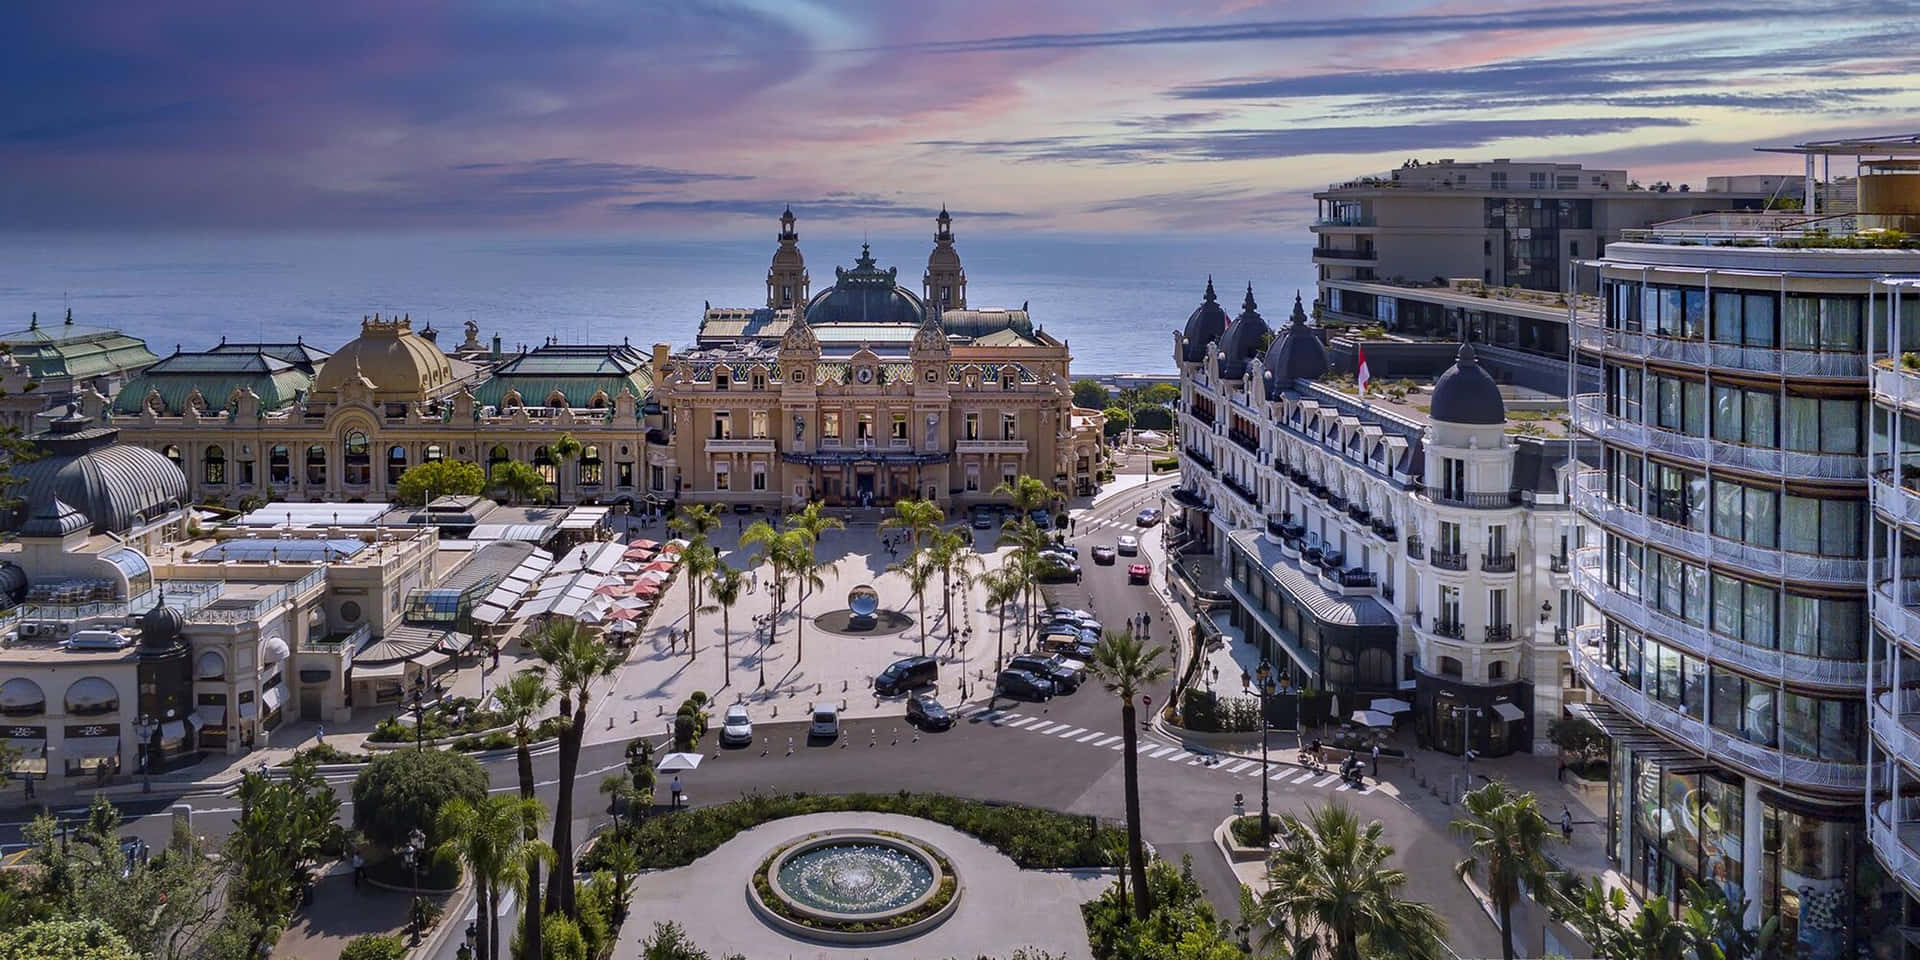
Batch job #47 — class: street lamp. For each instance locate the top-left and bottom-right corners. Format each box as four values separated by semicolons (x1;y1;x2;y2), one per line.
403;826;426;945
133;714;156;793
408;676;428;753
1256;660;1273;838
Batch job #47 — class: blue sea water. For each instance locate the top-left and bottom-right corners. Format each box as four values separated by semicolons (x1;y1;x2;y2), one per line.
0;230;1312;375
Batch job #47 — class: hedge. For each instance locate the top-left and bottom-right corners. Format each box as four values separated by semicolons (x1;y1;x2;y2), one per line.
1150;457;1178;473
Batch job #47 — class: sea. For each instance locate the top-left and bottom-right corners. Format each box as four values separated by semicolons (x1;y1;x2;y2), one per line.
0;230;1314;376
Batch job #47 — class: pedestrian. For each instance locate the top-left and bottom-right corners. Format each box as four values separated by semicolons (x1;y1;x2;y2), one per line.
1069;518;1076;536
315;723;325;743
352;852;365;887
670;775;684;809
1370;743;1380;778
1561;806;1574;841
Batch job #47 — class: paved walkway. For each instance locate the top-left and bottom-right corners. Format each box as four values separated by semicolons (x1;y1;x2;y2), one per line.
612;812;1107;960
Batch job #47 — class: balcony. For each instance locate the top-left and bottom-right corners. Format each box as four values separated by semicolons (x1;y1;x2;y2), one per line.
301;622;372;654
1569;633;1865;791
1870;798;1920;898
1549;554;1570;574
1227;427;1261;454
1874;467;1920;530
955;438;1029;454
1370;519;1399;541
1312;245;1378;262
1485;624;1514;644
1426;488;1519;509
1432;619;1466;640
1875;362;1920;411
1872;689;1920;773
1347;503;1371;525
1171;487;1209;509
1431;550;1468;572
1312;215;1376;228
1183;447;1216;474
1572;395;1866;480
1481;552;1516;573
1405;536;1426;562
1190;406;1216;428
186;569;329;624
1575;472;1866;585
1573;318;1867;379
1221;474;1261;508
705;437;777;453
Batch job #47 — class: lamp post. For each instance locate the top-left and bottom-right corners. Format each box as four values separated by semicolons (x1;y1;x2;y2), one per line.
1256;659;1273;838
403;826;426;945
133;715;156;793
409;677;428;753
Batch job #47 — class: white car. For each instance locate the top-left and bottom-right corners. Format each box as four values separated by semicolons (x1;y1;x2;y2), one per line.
809;702;841;740
1116;535;1141;556
719;704;753;746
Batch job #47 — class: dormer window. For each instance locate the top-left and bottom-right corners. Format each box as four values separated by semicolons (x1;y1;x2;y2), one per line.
716;372;730;390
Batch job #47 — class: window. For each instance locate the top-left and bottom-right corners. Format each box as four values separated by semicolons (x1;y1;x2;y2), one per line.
712;412;732;439
1781;495;1861;558
386;445;407;485
751;372;767;390
306;444;328;486
1710;668;1775;746
1490;171;1507;189
488;444;511;477
715;371;729;390
965;465;980;491
1711;480;1777;547
891;413;908;441
1002;413;1018;440
751;462;767;491
713;462;730;491
530;446;556;483
1779;692;1862;762
1569;240;1580;259
579;445;602;485
1437;520;1462;555
617;461;634;487
203;445;226;485
823;412;841;440
1437;584;1461;625
750;411;768;439
1488;588;1508;627
1781;594;1863;660
1711;574;1776;649
1528;171;1547;189
1440;457;1465;499
344;432;370;485
857;412;874;440
964;412;980;440
424;444;444;463
270;444;290;484
650;464;665;491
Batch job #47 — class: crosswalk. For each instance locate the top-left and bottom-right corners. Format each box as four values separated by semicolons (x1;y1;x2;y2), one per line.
953;704;1385;795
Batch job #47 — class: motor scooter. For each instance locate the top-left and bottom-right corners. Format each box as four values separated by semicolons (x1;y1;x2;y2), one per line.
1340;757;1366;788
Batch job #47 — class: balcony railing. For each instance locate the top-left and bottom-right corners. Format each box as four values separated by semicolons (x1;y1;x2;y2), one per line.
1874;469;1920;530
1871;690;1920;773
1481;552;1516;573
1485;624;1514;644
1574;472;1866;585
1432;620;1466;640
301;622;372;654
1312;246;1378;261
1222;474;1261;507
1347;503;1371;524
1574;319;1868;379
1869;799;1920;897
1190;406;1216;428
1431;550;1468;571
1549;554;1570;574
1426;488;1519;509
1405;536;1426;561
1371;519;1399;541
1572;395;1866;480
187;568;330;624
1183;447;1216;474
1227;428;1260;453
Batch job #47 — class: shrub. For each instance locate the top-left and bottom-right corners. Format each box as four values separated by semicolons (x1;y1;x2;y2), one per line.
1082;857;1241;960
339;934;407;960
1548;715;1611;777
279;742;372;766
0;918;139;960
350;748;488;853
1180;688;1221;731
1228;815;1280;848
1150;457;1178;473
542;914;587;960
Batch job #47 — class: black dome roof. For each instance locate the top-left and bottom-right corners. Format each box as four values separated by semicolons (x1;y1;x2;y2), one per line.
6;409;187;535
1429;343;1506;425
1262;292;1328;400
802;244;926;327
1216;284;1268;380
1179;277;1229;363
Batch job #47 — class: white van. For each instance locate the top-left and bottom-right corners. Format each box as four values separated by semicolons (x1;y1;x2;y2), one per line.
809;702;840;740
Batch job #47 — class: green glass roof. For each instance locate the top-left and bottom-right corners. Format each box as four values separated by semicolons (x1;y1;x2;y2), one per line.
0;316;158;382
112;350;314;414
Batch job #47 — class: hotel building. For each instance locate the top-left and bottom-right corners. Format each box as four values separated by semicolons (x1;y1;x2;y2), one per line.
1172;282;1579;757
1569;134;1920;956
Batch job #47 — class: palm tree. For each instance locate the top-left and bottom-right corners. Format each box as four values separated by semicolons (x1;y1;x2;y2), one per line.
1259;803;1447;960
668;502;723;543
551;432;583;494
992;473;1055;517
1453;781;1558;960
703;563;745;689
880;497;943;555
1085;627;1169;920
530;617;620;918
678;542;717;662
1000;519;1052;639
890;549;940;656
493;460;552;506
928;528;982;645
435;794;550;960
740;519;786;646
785;529;834;663
786;499;845;546
981;563;1023;670
492;669;554;958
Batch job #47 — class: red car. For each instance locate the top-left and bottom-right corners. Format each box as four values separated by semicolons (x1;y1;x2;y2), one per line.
1127;562;1151;584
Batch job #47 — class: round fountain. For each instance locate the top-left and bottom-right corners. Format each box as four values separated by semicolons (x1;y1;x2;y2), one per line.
750;830;960;943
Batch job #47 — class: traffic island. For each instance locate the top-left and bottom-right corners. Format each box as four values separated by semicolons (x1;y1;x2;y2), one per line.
747;828;960;944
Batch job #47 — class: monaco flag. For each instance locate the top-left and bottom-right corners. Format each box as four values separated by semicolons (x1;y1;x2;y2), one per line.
1357;344;1372;396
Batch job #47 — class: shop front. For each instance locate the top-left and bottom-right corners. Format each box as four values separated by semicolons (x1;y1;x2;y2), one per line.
1226;530;1397;699
1415;673;1532;758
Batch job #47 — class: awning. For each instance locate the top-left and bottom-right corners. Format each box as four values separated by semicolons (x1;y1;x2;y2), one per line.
354;661;408;680
1492;701;1526;722
160;720;187;740
5;737;44;759
67;736;120;759
438;632;475;654
237;701;258;719
414;649;450;671
259;636;290;663
197;704;227;727
187;714;204;732
261;687;285;712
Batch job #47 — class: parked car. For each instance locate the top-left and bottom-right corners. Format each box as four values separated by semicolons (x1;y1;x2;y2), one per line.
1090;545;1116;565
1046;606;1097;624
1116;534;1140;556
995;668;1055;702
809;702;841;740
1136;507;1162;526
874;655;939;696
906;694;953;730
1030;509;1052;527
1037;634;1097;660
1008;653;1083;693
1128;561;1151;584
971;509;996;530
1035;557;1080;583
720;704;754;746
1048;538;1078;558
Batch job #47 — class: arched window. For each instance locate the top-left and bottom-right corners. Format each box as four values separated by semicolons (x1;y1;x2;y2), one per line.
163;445;183;473
1438;656;1463;679
344;432;371;485
580;445;603;486
488;444;511;478
0;678;45;717
269;444;290;484
588;391;610;409
532;446;556;483
305;444;328;486
545;390;568;408
202;445;226;485
423;444;444;463
387;445;407;485
64;676;120;716
1488;661;1506;681
196;650;227;680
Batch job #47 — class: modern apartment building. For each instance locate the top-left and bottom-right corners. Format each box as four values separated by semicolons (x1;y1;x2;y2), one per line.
1313;158;1783;369
1568;134;1920;958
1172;283;1579;756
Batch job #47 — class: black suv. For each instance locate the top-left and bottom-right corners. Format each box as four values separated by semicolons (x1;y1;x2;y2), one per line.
873;655;938;696
1008;653;1083;693
994;668;1055;702
906;694;953;730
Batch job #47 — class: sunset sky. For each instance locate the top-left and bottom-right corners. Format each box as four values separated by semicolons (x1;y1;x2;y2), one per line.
4;0;1914;233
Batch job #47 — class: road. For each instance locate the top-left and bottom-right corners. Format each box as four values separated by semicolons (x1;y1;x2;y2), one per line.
0;474;1505;958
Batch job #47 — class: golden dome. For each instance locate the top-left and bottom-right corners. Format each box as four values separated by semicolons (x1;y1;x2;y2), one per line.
311;314;454;401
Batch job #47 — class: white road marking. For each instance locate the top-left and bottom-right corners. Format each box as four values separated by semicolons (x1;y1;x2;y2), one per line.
1225;760;1254;773
1094;735;1122;747
1314;774;1341;788
1270;769;1293;780
1292;772;1318;785
1076;731;1105;743
1006;717;1039;729
1029;722;1063;734
1145;745;1175;758
1055;726;1087;738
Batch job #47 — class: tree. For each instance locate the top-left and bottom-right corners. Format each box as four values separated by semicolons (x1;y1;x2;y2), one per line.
890;549;940;657
491;460;551;506
339;934;408;960
493;668;555;959
552;432;583;468
999;519;1051;639
1085;627;1169;920
785;530;834;663
740;519;788;649
1547;715;1609;775
929;528;980;645
394;460;487;506
993;473;1056;516
1102;405;1132;438
703;563;744;689
880;497;944;555
0;918;139;960
435;794;549;960
784;502;844;658
1259;803;1447;960
639;921;746;960
530;617;621;919
1071;378;1110;410
1140;382;1180;407
350;748;487;854
678;542;717;662
227;757;344;948
1553;877;1774;960
981;564;1023;670
668;502;723;544
1453;781;1558;960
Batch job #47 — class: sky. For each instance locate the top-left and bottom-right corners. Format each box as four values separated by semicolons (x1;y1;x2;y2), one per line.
2;0;1916;234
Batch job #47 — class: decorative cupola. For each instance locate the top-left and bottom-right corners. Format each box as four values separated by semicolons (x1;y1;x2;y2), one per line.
1428;342;1506;425
1215;283;1270;381
1178;276;1229;364
768;206;810;309
924;206;966;311
1261;292;1329;400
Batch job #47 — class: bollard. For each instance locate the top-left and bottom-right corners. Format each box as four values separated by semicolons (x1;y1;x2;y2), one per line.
891;728;898;745
841;698;847;710
608;716;614;730
817;682;822;694
632;710;639;723
787;737;794;756
771;705;777;717
657;705;664;716
761;737;768;756
842;679;848;692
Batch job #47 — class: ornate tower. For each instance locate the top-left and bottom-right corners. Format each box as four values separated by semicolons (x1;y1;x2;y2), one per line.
923;206;966;312
767;206;810;310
